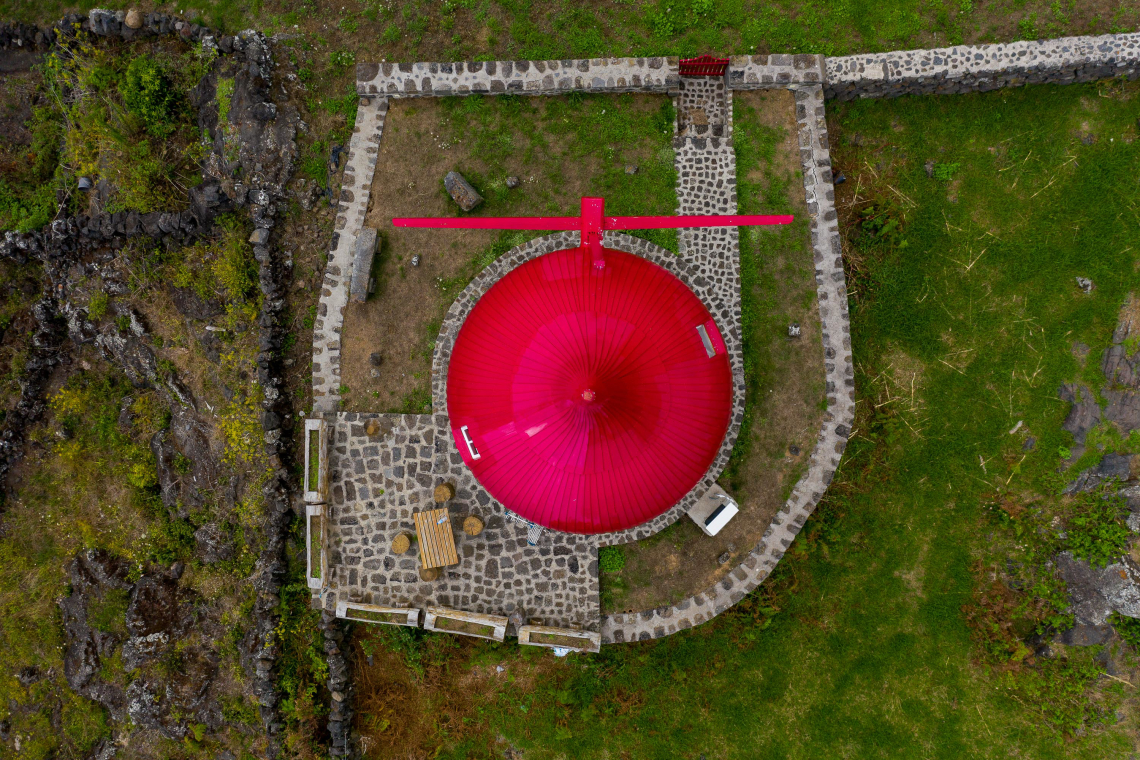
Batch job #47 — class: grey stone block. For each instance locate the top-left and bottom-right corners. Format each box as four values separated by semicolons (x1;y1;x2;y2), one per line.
350;228;378;303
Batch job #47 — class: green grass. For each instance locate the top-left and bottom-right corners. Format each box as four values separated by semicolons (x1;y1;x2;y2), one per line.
724;93;817;485
435;92;679;251
3;2;1137;70
355;80;1140;759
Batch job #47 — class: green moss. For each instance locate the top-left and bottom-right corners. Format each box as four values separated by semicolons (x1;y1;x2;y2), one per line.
87;587;130;634
216;76;235;124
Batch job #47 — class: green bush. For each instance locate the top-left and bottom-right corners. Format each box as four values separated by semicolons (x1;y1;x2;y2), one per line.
599;545;625;573
0;179;55;233
1109;612;1140;650
118;56;180;138
1065;488;1131;568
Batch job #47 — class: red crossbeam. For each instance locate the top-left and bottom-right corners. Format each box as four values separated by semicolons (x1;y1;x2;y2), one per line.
393;196;793;269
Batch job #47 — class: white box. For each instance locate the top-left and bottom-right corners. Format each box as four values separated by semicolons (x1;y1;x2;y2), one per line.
687;484;739;537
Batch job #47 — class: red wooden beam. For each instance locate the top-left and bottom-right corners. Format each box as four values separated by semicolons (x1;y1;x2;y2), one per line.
393;196;792;268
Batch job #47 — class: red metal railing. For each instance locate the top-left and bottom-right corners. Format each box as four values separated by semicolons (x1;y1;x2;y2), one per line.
679;55;729;77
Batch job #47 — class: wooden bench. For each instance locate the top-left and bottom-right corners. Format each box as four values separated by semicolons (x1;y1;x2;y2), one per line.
413;507;459;570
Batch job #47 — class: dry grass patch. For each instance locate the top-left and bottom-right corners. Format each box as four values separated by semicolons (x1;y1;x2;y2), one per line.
339;92;676;412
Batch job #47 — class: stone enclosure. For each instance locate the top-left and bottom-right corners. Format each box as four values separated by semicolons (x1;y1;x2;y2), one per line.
309;31;1140;646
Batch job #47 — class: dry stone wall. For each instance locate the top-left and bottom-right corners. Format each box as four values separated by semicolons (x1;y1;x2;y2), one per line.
728;53;825;87
356;57;679;97
317;29;1140;648
825;32;1140;100
313;97;388;413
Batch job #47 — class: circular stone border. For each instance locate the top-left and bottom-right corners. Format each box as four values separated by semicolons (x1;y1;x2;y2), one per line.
431;231;746;545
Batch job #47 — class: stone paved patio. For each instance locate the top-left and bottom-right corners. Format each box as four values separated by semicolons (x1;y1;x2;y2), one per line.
322;412;600;630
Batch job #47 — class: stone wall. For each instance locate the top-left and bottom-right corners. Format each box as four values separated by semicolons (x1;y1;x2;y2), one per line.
728;53;825;87
0;9;237;52
355;57;679;97
312;97;387;413
825;32;1140;100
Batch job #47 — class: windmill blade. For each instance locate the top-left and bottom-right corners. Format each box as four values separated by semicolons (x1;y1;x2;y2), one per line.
604;214;795;229
392;216;581;230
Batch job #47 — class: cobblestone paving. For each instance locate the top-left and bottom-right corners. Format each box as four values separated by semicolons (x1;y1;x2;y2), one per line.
677;76;727;137
322;412;600;630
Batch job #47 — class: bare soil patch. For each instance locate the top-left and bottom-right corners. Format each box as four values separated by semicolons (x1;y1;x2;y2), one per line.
340;94;675;412
603;89;826;613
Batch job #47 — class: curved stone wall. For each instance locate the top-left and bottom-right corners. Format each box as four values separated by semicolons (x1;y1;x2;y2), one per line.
599;84;855;643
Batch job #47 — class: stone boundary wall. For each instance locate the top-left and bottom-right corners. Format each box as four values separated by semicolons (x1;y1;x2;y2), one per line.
600;83;855;643
728;53;824;87
0;9;240;52
825;32;1140;100
430;230;745;546
312;97;388;414
356;57;679;97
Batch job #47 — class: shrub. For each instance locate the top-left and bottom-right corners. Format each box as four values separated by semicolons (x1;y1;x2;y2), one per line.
1065;488;1131;568
932;162;960;181
213;221;258;302
599;545;626;573
0;179;55;233
216;77;235;124
87;292;109;321
1110;612;1140;649
118;56;180;138
330;50;356;68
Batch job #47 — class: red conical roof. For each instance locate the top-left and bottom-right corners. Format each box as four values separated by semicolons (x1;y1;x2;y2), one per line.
447;246;732;534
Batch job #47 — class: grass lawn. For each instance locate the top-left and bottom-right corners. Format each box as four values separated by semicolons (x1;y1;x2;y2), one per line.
2;1;1138;61
344;80;1140;759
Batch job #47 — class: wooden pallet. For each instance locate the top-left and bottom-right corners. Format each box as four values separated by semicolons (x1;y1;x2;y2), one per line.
414;507;459;569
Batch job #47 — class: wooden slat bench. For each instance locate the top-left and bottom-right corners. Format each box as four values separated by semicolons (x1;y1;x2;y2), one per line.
413;507;459;569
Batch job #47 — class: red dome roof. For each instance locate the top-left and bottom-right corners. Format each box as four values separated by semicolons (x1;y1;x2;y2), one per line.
446;246;732;534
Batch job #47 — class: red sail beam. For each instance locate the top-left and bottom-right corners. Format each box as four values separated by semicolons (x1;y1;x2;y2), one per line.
393;196;793;269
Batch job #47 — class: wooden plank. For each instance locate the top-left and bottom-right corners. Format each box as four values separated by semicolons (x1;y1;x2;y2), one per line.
414;511;432;567
427;508;446;565
434;507;458;565
415;507;457;569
